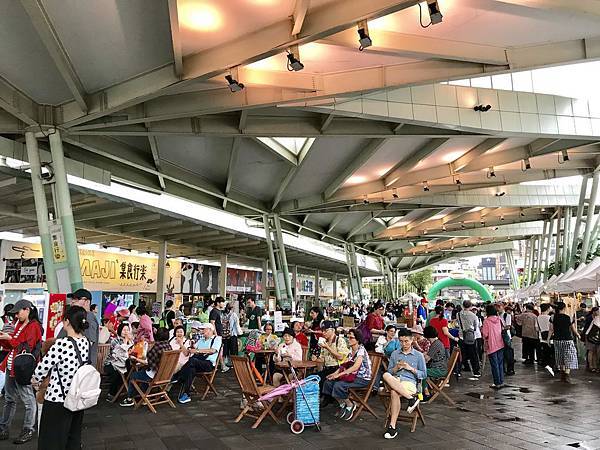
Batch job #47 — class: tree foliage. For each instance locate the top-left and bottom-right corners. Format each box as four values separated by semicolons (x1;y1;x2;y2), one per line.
406;268;433;294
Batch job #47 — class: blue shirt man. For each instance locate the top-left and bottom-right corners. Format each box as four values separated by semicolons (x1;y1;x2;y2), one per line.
387;347;427;385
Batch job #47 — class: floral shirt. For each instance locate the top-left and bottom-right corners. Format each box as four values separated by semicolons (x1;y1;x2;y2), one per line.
321;336;350;367
351;345;372;380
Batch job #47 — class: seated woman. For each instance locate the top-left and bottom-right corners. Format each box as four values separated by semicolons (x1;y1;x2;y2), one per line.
421;326;448;402
119;328;172;407
314;320;350;396
255;322;280;373
272;328;302;387
169;325;191;374
104;322;134;402
375;324;400;357
168;318;184;340
322;328;372;422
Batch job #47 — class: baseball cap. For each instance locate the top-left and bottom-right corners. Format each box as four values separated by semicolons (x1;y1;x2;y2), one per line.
9;299;33;314
189;320;202;330
68;288;92;301
199;322;215;331
322;320;336;330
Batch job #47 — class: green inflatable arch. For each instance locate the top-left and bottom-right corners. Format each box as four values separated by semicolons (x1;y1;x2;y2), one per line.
427;277;492;301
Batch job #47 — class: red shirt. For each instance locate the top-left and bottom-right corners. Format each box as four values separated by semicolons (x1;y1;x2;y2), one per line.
0;320;43;377
365;313;384;333
295;332;308;347
429;317;450;349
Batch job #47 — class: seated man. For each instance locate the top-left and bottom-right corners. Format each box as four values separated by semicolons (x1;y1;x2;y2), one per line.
176;323;222;404
382;328;427;440
120;327;172;407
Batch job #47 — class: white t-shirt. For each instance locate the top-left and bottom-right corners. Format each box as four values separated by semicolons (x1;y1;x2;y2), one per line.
500;312;512;338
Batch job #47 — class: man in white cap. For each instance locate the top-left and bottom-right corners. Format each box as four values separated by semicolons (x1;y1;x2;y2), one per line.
176;323;221;404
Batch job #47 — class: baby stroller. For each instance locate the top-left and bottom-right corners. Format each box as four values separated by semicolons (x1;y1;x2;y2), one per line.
285;364;321;434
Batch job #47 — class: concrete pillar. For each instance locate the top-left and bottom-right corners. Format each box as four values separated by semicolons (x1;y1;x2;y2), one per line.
263;215;282;305
156;241;168;308
25;131;58;293
272;215;293;306
562;207;571;271
261;259;269;305
292;265;298;313
528;236;536;284
570;175;589;265
555;208;563;275
522;239;531;287
544;218;555;280
582;172;600;262
219;254;227;298
536;227;545;282
48;129;83;291
315;269;320;304
332;273;337;302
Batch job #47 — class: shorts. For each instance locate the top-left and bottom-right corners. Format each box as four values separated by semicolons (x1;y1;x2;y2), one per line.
399;380;417;396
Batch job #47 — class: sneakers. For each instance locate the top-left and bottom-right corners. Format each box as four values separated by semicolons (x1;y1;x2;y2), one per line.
344;403;357;421
421;395;432;404
106;394;115;403
178;393;191;404
222;366;231;373
120;398;135;407
13;429;34;445
545;365;555;377
472;373;482;378
384;425;398;439
335;404;346;418
406;397;420;414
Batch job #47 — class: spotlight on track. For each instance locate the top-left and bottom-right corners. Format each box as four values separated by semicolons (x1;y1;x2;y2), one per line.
357;20;372;51
442;224;447;231
488;167;496;178
286;45;304;71
495;191;506;197
392;188;399;199
419;1;443;27
561;149;570;162
474;104;492;112
455;177;462;185
362;195;369;205
225;74;244;93
523;158;531;171
423;181;430;192
500;215;505;221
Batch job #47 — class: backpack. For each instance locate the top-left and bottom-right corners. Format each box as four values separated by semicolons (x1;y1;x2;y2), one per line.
356;319;372;344
13;323;41;386
57;337;101;412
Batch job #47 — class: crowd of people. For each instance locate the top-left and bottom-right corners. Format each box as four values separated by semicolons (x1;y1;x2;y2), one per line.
0;287;596;446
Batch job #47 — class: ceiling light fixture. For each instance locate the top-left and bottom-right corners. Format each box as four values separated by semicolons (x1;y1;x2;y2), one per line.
520;211;525;217
225;74;244;93
357;20;372;51
286;45;304;71
474;104;492;112
488;167;496;178
423;181;430;192
455;177;462;185
495;191;506;197
560;149;570;163
442;224;447;231
500;215;505;221
363;195;369;205
419;1;443;27
392;188;399;199
522;157;531;171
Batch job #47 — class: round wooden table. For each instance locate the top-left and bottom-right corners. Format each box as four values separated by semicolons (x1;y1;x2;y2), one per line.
252;349;276;384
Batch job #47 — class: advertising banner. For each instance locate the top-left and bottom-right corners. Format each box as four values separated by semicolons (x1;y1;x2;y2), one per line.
46;293;66;339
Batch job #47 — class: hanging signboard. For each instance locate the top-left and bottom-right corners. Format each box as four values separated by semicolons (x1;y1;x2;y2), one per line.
48;221;67;264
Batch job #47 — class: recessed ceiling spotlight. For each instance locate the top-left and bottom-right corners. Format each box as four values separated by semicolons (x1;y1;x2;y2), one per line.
225;74;244;92
357;20;372;51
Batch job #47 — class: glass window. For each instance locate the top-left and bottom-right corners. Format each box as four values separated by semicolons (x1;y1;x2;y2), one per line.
471;76;492;89
491;74;512;91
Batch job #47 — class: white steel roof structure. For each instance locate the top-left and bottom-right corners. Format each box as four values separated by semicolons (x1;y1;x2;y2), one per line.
2;0;600;273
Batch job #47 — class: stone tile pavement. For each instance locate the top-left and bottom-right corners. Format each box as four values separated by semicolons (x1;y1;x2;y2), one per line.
3;343;600;450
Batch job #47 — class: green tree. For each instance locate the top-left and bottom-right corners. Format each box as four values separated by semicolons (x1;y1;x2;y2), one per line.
406;268;433;294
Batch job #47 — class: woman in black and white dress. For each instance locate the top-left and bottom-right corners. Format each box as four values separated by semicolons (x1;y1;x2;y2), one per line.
32;305;90;450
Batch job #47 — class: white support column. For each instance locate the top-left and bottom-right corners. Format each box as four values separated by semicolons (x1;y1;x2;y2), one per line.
292;264;298;313
544;218;555;280
570;175;589;266
219;254;228;298
536;222;547;281
555;208;563;275
261;259;269;305
263;215;282;306
315;269;320;305
562;207;571;271
332;273;337;302
156;240;168;309
582;172;600;263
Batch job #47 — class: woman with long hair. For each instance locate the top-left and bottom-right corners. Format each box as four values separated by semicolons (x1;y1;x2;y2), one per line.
307;307;324;358
33;305;90;449
104;322;134;402
0;300;43;444
550;301;580;383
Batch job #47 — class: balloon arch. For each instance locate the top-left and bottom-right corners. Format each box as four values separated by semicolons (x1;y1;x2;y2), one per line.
427;277;492;302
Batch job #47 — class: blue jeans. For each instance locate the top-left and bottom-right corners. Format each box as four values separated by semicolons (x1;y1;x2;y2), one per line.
488;349;505;386
128;370;152;397
322;377;369;400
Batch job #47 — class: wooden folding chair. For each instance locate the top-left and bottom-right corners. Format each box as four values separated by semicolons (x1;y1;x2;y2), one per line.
348;351;383;422
132;350;180;413
379;387;426;433
426;347;460;406
96;344;111;375
193;346;223;400
231;356;281;429
301;345;309;361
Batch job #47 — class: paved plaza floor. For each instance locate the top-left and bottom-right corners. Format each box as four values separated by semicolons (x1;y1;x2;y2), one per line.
3;346;600;450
